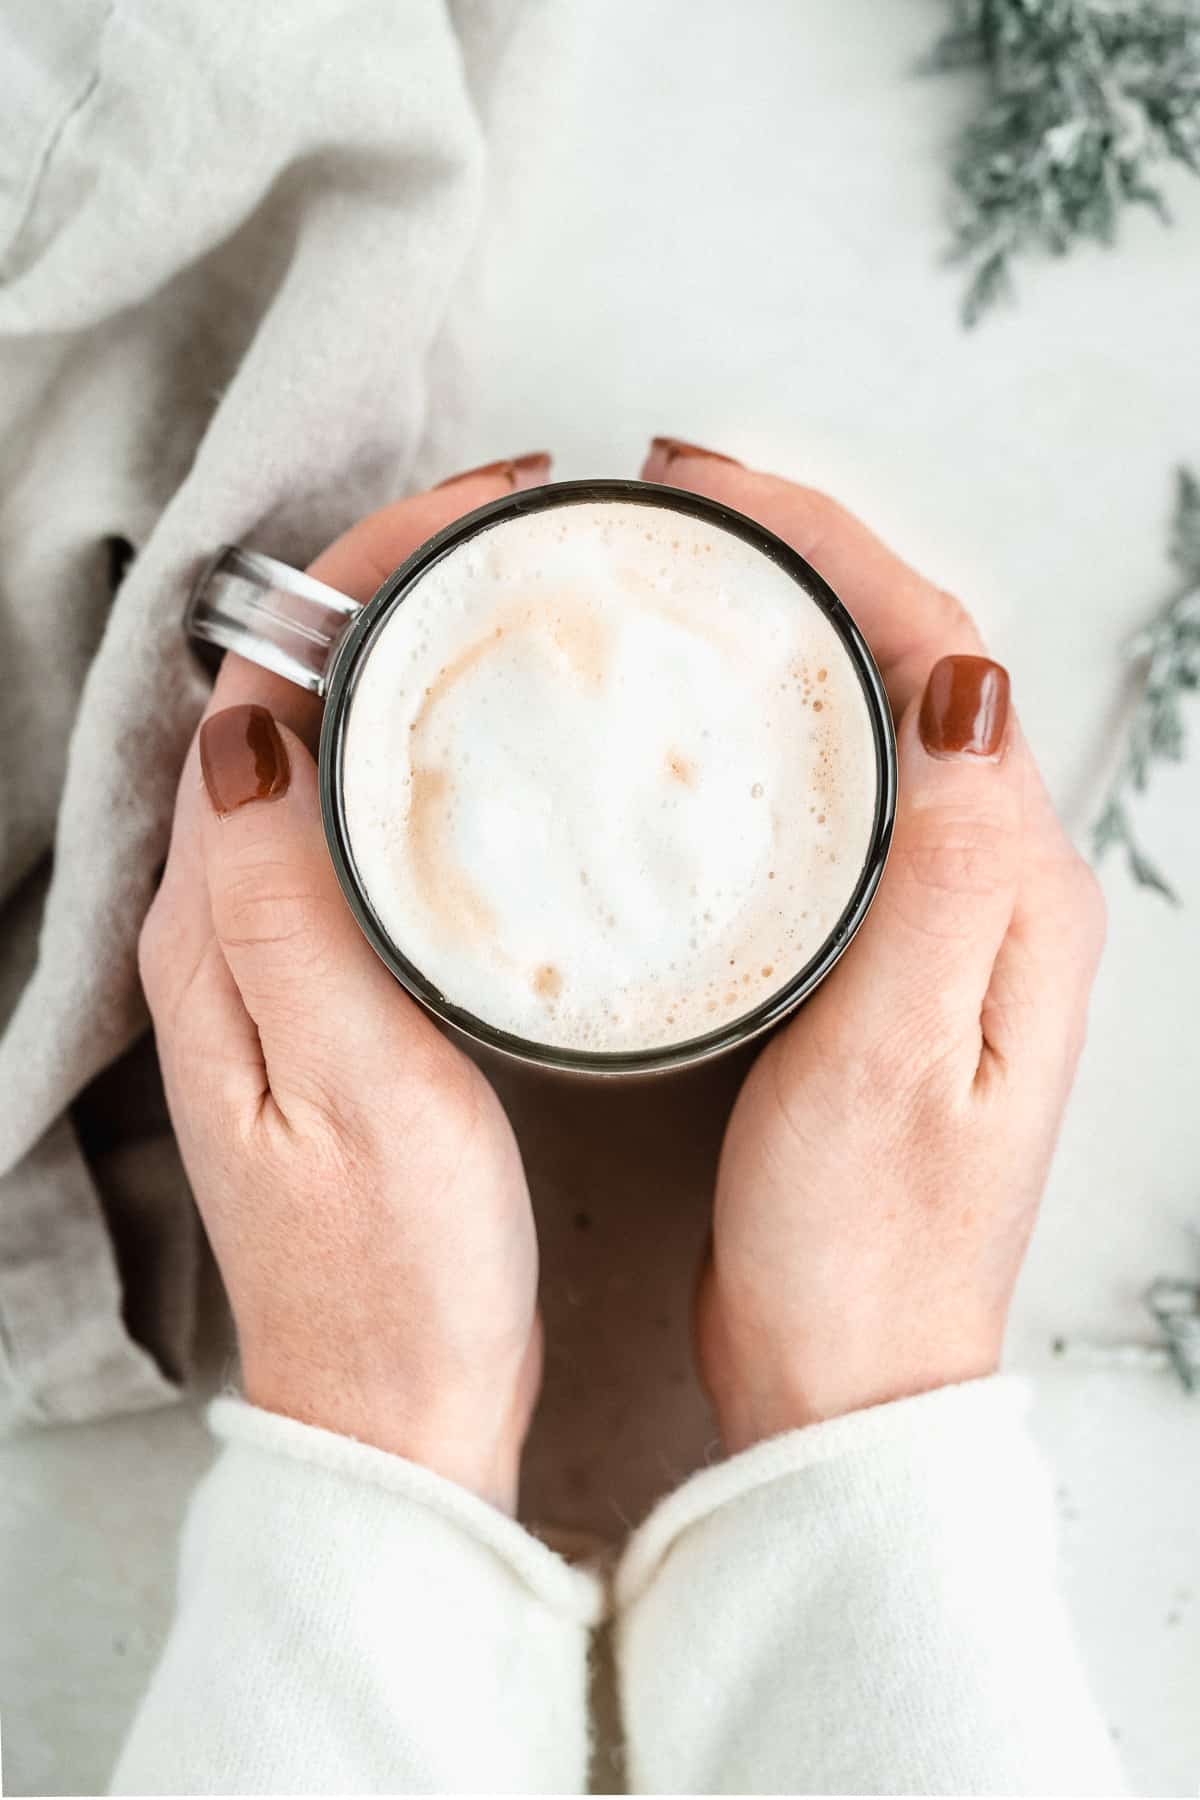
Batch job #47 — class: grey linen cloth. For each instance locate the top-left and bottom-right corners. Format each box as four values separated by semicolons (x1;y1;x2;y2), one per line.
0;0;522;1431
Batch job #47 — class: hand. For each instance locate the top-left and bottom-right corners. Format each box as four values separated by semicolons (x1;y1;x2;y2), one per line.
643;446;1106;1451
140;465;550;1511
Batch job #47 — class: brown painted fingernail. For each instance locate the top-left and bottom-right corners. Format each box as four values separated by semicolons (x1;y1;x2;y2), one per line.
200;705;290;815
433;451;551;493
919;656;1010;759
642;436;742;484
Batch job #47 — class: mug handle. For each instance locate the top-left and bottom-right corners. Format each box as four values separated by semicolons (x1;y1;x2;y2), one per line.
186;546;362;696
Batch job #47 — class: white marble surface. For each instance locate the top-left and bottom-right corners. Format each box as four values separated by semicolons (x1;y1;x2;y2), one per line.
3;2;1199;1793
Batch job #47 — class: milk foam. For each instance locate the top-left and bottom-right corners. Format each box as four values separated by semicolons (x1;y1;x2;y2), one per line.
340;498;878;1053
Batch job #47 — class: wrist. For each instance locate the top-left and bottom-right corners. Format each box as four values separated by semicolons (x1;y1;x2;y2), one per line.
240;1365;526;1511
700;1291;1005;1453
238;1322;541;1514
712;1353;1002;1454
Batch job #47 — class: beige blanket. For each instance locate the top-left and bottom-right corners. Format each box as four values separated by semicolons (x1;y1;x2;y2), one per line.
0;0;522;1429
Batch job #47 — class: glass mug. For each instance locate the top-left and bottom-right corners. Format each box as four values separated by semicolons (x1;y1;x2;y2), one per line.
186;479;898;1075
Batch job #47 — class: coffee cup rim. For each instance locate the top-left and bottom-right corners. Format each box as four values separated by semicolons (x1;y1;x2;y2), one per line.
318;477;898;1076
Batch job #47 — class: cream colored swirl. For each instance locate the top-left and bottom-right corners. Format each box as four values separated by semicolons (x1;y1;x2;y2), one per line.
341;499;877;1052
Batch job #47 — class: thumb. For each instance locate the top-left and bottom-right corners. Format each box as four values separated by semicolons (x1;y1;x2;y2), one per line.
809;655;1021;1084
197;703;438;1111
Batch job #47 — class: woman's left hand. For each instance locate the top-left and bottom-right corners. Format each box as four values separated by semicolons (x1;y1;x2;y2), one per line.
643;449;1106;1452
140;469;546;1512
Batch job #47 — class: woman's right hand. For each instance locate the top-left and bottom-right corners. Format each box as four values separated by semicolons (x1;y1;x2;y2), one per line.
642;446;1107;1452
139;464;550;1512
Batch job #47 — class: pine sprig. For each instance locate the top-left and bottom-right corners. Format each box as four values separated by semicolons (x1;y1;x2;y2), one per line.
926;0;1200;325
1092;466;1200;902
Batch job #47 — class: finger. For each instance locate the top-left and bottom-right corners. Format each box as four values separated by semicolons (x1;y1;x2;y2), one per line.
204;453;553;754
311;452;552;599
977;731;1107;1090
158;456;553;1010
139;790;267;1121
195;702;447;1118
147;462;552;1114
640;440;983;715
794;655;1021;1090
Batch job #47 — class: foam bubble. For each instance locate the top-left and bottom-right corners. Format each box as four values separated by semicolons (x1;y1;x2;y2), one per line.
341;499;878;1052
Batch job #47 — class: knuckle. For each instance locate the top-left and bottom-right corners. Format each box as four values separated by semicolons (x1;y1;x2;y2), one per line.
137;902;167;1002
217;871;335;968
788;480;841;522
278;1017;477;1154
899;813;1017;909
1070;856;1108;955
401;1032;479;1127
931;586;978;639
787;486;857;561
417;1054;492;1176
1035;847;1108;960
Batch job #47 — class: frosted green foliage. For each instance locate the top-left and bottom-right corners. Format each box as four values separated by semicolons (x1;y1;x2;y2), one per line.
926;0;1200;324
1093;467;1200;902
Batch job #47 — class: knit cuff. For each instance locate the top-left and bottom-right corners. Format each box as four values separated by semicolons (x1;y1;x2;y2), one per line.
209;1394;605;1626
616;1373;1028;1610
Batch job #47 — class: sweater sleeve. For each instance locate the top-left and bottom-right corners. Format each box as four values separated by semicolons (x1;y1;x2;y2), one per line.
614;1376;1127;1796
110;1396;603;1795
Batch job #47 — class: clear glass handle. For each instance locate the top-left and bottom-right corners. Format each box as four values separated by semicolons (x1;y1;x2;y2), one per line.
186;545;363;696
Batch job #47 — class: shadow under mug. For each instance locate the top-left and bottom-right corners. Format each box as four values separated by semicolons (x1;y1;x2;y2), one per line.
186;478;898;1076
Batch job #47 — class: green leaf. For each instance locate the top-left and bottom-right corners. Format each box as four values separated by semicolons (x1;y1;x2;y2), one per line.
1092;796;1129;857
962;248;1012;324
1091;465;1200;903
1170;466;1200;579
1126;841;1180;904
1121;171;1172;223
1148;699;1186;760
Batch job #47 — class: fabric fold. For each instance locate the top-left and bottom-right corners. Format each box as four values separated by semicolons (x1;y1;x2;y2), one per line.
112;1396;602;1794
0;0;505;1430
614;1376;1127;1796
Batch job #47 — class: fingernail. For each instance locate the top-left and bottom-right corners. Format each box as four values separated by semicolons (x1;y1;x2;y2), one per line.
918;656;1010;759
200;705;290;816
642;436;742;484
434;451;551;493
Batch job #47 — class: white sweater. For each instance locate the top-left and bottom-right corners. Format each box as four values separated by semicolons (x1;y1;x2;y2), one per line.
111;1378;1127;1796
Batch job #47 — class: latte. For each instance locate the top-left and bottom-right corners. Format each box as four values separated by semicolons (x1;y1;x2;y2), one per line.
340;496;880;1054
